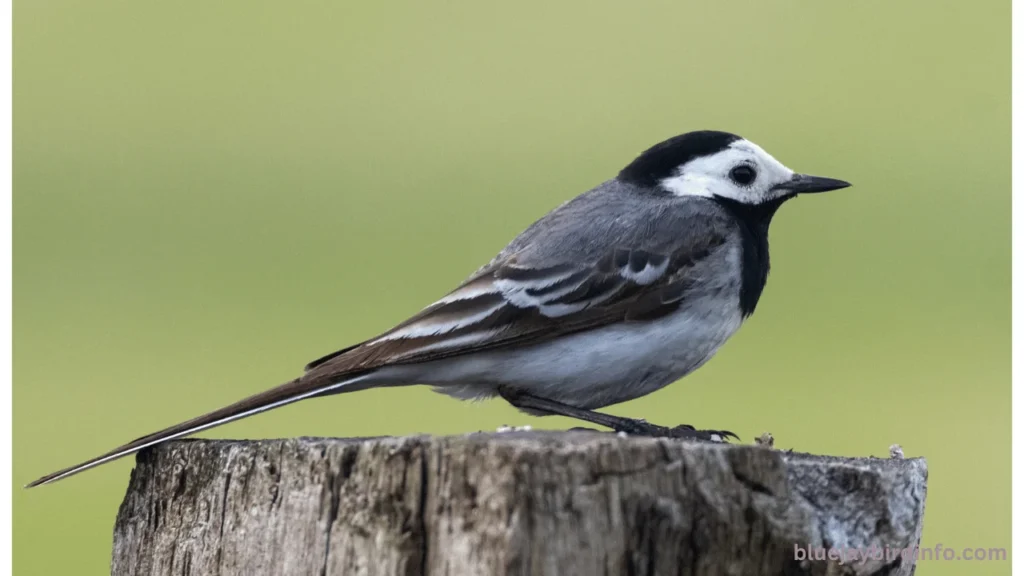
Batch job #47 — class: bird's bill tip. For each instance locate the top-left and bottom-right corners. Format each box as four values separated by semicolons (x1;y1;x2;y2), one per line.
775;173;852;194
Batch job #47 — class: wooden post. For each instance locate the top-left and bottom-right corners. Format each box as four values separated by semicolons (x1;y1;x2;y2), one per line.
111;433;927;576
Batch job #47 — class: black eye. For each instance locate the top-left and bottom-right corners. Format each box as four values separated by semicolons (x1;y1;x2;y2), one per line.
729;165;757;186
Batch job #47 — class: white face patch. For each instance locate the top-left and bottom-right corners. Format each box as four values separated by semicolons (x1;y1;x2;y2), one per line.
658;139;796;204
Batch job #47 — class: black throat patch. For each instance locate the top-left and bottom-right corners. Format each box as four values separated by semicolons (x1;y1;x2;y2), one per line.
710;196;788;317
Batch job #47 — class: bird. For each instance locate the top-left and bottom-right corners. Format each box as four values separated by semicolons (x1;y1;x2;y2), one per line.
27;130;850;487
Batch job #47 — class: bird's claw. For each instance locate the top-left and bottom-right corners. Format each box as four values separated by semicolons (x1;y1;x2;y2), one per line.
614;420;738;442
675;427;739;442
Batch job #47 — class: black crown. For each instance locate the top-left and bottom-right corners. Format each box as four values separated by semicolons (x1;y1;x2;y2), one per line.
618;130;741;187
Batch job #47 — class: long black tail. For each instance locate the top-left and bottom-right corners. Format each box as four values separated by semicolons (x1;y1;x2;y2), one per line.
26;372;371;487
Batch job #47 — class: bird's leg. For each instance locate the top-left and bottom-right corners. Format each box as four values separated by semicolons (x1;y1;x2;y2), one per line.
496;386;737;441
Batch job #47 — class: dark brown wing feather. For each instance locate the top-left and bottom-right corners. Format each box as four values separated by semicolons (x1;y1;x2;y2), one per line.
304;231;728;378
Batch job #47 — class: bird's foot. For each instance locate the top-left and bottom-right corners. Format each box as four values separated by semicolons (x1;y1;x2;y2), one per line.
612;419;738;442
495;386;737;442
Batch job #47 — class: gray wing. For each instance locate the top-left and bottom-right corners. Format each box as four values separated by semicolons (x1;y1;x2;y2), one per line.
305;186;737;374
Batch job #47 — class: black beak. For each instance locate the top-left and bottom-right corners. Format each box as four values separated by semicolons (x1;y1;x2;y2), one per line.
774;173;851;194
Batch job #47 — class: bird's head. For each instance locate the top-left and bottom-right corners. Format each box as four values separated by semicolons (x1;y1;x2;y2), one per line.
617;130;850;205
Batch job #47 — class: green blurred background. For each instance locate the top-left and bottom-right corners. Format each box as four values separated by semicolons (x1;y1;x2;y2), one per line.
13;1;1008;574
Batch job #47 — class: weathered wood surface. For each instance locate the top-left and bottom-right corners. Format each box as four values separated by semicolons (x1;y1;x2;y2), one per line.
111;433;927;576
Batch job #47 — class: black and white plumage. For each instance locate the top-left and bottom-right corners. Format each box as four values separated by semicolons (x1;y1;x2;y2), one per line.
28;130;850;487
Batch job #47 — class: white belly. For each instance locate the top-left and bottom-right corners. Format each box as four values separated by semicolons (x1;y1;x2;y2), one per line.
377;303;744;410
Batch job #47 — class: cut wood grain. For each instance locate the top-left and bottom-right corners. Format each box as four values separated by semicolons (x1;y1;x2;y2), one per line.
112;433;927;576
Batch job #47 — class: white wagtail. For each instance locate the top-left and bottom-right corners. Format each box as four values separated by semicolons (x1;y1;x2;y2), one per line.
28;130;850;487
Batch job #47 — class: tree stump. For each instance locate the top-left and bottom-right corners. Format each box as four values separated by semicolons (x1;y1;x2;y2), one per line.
111;433;927;576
